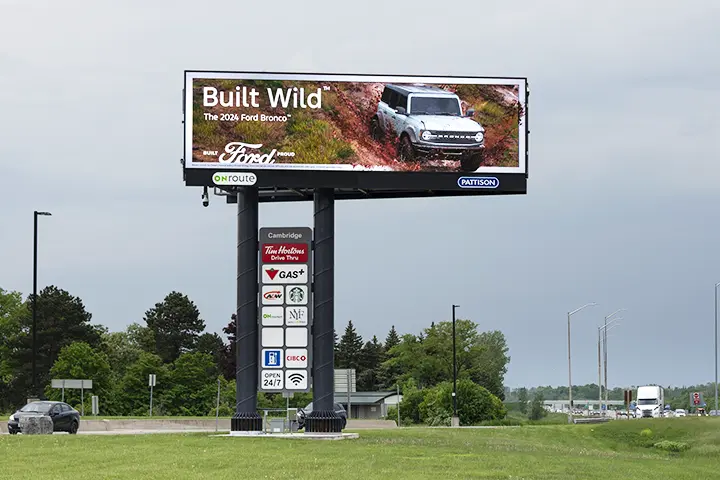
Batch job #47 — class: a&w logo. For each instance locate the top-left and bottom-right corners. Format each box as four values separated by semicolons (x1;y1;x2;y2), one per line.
219;142;277;164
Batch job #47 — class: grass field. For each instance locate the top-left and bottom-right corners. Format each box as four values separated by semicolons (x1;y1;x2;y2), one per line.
2;418;719;479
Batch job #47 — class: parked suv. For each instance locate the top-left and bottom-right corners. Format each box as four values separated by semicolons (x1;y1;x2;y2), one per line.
370;84;486;172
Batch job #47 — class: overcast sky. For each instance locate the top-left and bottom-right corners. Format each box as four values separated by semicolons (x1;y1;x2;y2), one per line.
1;0;719;390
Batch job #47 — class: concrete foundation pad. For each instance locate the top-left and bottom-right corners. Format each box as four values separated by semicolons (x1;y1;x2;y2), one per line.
215;431;359;440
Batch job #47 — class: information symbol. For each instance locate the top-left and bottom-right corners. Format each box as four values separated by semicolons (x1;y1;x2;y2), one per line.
288;373;304;385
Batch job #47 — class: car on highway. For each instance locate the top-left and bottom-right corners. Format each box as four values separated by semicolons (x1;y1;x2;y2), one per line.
674;409;687;417
8;401;80;434
296;402;347;430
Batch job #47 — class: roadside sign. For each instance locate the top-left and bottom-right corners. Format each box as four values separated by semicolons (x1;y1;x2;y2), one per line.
149;374;156;387
91;395;99;415
257;227;313;394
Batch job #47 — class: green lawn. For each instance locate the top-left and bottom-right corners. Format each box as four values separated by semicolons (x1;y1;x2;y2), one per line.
1;418;719;479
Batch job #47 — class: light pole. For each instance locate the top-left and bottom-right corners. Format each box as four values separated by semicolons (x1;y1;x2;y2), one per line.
32;210;52;398
567;302;597;423
715;282;719;412
452;304;460;426
603;309;625;412
599;319;621;414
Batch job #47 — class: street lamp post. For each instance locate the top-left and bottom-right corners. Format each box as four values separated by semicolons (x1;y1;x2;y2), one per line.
715;283;719;412
567;303;597;423
602;309;625;411
597;326;602;414
32;210;52;398
599;319;621;414
452;304;460;427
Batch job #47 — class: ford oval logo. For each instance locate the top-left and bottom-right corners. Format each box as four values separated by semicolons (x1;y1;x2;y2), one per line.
457;176;499;189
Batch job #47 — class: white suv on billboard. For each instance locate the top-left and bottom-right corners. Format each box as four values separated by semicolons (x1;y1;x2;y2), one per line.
370;84;486;172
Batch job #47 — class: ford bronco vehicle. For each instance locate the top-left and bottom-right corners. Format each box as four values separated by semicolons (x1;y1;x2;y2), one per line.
370;84;486;172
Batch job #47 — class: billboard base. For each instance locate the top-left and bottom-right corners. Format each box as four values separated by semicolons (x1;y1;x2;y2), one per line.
305;411;344;433
230;412;262;432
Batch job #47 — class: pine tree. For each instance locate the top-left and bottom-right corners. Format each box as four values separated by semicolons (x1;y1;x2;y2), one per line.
336;321;364;370
358;336;384;391
378;327;403;389
384;326;400;352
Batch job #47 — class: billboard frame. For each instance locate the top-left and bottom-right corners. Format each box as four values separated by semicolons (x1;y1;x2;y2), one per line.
182;70;529;202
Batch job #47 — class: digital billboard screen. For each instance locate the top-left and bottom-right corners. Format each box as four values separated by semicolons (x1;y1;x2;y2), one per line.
183;71;528;196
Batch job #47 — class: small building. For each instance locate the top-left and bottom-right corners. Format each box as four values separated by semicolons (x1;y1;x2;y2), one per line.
333;391;403;419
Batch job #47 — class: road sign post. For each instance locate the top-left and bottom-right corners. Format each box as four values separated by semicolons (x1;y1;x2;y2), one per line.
149;374;156;417
91;395;99;416
258;227;313;398
51;379;92;414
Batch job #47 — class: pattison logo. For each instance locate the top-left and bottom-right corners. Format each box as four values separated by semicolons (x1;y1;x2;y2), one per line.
212;172;257;186
457;176;499;189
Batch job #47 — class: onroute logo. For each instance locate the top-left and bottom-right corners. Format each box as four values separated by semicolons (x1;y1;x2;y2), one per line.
212;171;257;186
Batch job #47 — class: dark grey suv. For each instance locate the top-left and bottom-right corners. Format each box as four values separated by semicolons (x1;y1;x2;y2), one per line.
8;401;80;434
296;402;347;430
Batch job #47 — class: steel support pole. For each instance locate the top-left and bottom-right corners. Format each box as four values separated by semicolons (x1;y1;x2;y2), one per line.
598;328;602;414
32;212;38;397
306;188;342;433
715;283;719;412
567;312;573;423
231;187;262;432
452;305;457;417
604;320;608;409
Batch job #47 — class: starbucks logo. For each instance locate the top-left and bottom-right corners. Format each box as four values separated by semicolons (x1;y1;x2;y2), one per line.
288;287;304;303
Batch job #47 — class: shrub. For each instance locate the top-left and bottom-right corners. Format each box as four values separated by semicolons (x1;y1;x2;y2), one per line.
398;387;425;425
418;379;506;426
208;404;234;417
654;440;690;453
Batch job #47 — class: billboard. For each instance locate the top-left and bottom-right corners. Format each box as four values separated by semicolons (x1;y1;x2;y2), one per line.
258;227;313;393
183;71;528;197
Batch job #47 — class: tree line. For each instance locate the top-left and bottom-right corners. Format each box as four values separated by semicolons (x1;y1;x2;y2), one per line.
0;286;512;423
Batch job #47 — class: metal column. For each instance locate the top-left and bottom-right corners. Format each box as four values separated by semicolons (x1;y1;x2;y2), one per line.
231;187;262;432
306;188;343;433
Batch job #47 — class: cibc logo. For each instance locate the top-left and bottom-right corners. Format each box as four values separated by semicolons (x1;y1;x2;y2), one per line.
212;172;257;186
457;176;499;189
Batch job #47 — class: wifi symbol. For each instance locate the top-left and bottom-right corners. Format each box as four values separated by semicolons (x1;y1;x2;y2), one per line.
288;373;304;386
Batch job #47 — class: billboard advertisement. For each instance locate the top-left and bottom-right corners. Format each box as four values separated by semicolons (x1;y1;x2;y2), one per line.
183;71;528;196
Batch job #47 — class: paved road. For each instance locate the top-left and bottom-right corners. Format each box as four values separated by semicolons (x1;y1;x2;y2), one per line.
2;429;218;435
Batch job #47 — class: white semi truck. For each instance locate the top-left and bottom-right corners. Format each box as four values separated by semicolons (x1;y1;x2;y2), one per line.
636;385;665;418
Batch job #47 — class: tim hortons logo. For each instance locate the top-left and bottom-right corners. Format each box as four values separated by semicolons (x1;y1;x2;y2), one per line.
262;244;308;263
